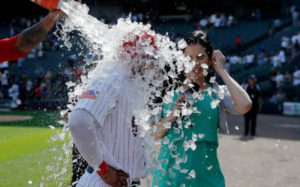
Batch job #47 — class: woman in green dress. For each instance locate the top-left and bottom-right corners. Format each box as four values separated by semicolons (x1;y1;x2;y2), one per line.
152;31;252;187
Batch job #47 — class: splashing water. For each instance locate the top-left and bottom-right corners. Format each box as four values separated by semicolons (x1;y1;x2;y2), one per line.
42;0;225;185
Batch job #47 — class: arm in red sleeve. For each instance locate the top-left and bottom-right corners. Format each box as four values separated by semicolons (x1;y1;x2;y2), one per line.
0;10;66;63
0;35;29;63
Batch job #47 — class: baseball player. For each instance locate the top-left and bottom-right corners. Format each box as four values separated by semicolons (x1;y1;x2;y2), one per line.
68;32;158;187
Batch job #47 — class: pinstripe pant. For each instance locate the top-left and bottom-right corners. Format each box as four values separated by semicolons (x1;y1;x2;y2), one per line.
76;171;109;187
76;170;140;187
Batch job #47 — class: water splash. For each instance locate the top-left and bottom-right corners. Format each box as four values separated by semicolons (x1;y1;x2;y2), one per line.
43;0;223;185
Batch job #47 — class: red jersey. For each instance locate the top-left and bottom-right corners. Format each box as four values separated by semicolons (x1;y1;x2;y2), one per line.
0;35;29;63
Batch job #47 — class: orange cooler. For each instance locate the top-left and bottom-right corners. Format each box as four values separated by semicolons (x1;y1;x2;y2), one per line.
31;0;63;10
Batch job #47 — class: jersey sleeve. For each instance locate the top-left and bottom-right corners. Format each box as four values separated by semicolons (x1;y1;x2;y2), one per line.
74;80;119;127
0;35;29;63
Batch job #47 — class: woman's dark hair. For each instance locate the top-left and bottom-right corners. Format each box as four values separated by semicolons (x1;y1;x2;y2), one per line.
183;30;215;83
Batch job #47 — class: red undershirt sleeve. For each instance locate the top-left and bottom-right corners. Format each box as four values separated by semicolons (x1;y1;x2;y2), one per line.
0;35;29;63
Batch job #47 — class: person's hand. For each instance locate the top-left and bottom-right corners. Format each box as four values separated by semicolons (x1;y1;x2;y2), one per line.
100;165;129;187
172;95;187;112
170;94;190;117
212;50;226;74
63;112;68;122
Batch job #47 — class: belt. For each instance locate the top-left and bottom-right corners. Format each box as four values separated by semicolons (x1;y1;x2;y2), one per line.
86;165;140;186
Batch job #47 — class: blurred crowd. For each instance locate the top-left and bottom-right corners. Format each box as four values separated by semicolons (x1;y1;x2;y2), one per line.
0;16;83;108
194;11;236;30
226;32;300;104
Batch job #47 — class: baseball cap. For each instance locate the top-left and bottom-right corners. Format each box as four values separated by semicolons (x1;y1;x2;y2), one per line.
248;74;257;80
122;31;158;59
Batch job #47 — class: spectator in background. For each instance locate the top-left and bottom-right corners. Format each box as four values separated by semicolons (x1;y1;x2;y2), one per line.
235;35;242;54
258;44;266;54
271;52;280;67
209;13;217;26
251;9;261;20
292;8;299;27
243;75;261;137
282;71;293;92
45;71;53;86
278;48;286;64
193;9;202;21
8;77;20;108
284;71;293;84
274;19;281;28
34;82;47;99
257;52;267;66
19;74;28;108
1;70;9;89
291;32;300;56
275;71;284;88
281;36;290;51
64;64;73;80
293;67;300;86
38;49;44;59
245;53;255;64
214;13;221;27
268;20;275;36
228;54;242;64
220;14;226;27
227;14;234;27
270;89;286;104
199;17;208;29
26;78;33;98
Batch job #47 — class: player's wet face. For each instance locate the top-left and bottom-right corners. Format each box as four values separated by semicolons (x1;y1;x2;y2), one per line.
184;44;210;82
136;55;157;74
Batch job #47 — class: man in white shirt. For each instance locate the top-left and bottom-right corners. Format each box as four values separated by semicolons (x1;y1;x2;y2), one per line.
8;78;20;108
293;67;300;86
69;32;158;187
275;71;284;88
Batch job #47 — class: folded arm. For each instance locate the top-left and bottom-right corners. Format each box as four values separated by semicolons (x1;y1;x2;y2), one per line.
68;109;104;169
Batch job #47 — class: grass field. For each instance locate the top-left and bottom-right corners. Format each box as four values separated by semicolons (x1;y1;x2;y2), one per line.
0;110;72;187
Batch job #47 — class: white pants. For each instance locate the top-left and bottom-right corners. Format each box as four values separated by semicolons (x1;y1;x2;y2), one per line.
76;170;109;187
76;170;140;187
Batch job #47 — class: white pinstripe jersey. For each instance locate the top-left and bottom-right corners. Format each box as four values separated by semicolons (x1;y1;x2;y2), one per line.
74;75;147;182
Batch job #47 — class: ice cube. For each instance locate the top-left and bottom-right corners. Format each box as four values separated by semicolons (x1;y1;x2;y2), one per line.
177;39;187;49
163;122;172;129
201;63;208;69
188;170;196;178
209;77;216;83
181;107;193;116
198;134;205;139
162;138;169;145
210;99;220;109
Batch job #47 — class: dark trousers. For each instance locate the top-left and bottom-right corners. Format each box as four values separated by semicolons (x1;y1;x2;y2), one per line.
71;145;88;186
244;109;258;136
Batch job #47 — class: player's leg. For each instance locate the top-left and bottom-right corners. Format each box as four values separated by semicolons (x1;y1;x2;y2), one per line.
244;113;250;136
250;111;257;136
71;144;88;186
76;170;108;187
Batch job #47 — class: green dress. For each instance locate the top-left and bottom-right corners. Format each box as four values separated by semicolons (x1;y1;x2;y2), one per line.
153;88;225;187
